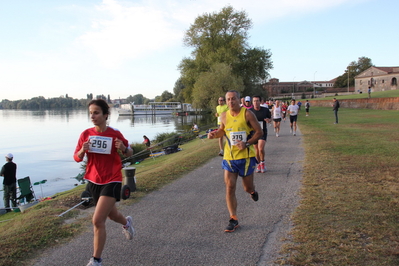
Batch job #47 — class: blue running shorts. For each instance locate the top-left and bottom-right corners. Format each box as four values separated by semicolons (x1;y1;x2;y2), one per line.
222;157;257;177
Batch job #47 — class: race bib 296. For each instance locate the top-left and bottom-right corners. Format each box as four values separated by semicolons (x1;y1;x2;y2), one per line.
88;136;113;154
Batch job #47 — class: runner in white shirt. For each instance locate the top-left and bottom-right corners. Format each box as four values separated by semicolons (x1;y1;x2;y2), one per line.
287;99;300;136
271;100;282;137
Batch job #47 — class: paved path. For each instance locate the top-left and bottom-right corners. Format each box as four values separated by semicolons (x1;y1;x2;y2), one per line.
32;120;304;266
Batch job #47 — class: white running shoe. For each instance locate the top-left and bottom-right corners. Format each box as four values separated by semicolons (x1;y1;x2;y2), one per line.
293;132;296;136
87;258;102;266
260;162;267;173
123;216;135;240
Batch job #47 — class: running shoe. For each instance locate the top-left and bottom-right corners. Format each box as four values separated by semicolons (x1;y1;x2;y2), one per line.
256;164;261;173
87;258;102;266
290;127;293;133
218;150;224;156
225;218;239;232
122;216;135;240
276;133;279;137
260;162;266;173
293;132;296;136
251;191;259;201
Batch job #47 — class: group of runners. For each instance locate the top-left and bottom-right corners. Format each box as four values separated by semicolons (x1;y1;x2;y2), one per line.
74;95;307;265
211;91;305;233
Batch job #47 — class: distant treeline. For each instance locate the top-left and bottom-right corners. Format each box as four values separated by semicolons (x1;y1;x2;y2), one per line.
0;96;90;110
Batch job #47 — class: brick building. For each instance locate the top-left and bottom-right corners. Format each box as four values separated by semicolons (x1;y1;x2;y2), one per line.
262;78;335;97
355;66;399;93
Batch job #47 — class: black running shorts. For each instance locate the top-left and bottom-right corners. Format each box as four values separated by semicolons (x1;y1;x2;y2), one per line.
86;182;122;205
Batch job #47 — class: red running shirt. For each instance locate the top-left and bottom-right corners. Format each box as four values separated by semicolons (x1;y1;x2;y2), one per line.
74;127;129;185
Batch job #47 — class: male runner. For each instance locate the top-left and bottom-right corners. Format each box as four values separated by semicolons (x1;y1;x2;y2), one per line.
208;90;262;232
250;96;271;173
215;96;229;156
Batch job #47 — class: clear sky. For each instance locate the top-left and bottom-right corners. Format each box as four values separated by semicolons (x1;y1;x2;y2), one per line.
0;0;397;101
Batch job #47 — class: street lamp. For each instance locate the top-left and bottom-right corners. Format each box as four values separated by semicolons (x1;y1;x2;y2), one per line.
313;71;317;98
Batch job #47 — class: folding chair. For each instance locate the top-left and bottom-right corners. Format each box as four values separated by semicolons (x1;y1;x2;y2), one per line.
16;176;37;204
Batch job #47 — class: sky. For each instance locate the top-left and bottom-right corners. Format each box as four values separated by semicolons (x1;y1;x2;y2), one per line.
0;0;397;101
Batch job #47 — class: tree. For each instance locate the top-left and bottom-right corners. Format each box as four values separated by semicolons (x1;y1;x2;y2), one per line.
173;78;186;103
160;90;174;102
178;5;273;108
334;56;374;88
131;94;145;104
192;63;244;109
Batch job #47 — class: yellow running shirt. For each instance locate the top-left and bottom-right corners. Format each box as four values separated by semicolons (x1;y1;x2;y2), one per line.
216;104;229;125
223;107;256;160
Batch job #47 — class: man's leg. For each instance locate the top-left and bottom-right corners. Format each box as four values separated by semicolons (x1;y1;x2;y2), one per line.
3;185;10;209
242;173;255;195
275;121;281;136
224;170;238;219
334;110;338;123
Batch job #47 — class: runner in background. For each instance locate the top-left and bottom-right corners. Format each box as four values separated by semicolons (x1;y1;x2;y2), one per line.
250;96;271;173
215;97;229;156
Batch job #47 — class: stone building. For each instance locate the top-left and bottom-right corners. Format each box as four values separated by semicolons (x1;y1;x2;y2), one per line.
355;66;399;93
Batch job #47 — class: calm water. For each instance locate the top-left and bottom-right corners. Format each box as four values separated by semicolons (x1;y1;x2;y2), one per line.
0;108;211;206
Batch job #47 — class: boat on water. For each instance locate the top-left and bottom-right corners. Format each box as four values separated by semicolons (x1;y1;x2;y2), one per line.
116;102;198;116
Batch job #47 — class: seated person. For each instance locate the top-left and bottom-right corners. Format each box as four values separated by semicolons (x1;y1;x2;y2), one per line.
142;135;151;147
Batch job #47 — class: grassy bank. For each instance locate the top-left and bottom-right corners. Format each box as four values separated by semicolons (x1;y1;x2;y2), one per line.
310;89;399;101
0;136;218;266
279;107;399;265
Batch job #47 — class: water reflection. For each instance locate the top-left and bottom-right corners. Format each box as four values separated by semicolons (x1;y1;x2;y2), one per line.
0;108;214;206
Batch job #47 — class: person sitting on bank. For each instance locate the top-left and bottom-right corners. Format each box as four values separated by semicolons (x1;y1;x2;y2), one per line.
192;123;199;134
143;135;151;147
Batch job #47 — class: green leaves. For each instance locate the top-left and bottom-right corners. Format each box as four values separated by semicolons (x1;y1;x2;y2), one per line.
178;5;273;107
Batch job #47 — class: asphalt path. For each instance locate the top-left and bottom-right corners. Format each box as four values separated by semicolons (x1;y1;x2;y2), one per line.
32;119;304;266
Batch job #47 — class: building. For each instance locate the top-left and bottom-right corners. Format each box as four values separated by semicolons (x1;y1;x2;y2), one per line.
262;78;335;98
355;66;399;93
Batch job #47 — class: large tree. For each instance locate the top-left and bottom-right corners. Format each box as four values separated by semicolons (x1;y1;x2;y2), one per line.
334;56;374;88
192;63;244;109
178;5;273;107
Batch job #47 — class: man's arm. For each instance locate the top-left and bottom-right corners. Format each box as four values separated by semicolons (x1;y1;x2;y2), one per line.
208;112;226;139
0;165;5;177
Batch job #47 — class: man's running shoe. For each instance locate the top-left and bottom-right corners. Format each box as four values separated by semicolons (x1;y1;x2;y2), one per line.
218;150;224;156
225;218;239;232
87;258;102;266
260;162;266;173
256;164;261;173
122;216;135;240
293;132;296;136
290;127;293;133
251;191;259;202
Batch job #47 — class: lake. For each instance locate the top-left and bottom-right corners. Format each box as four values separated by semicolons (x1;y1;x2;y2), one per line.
0;108;213;207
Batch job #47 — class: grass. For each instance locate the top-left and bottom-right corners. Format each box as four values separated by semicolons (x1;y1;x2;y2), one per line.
308;89;399;101
2;93;399;265
278;107;399;265
0;136;218;266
